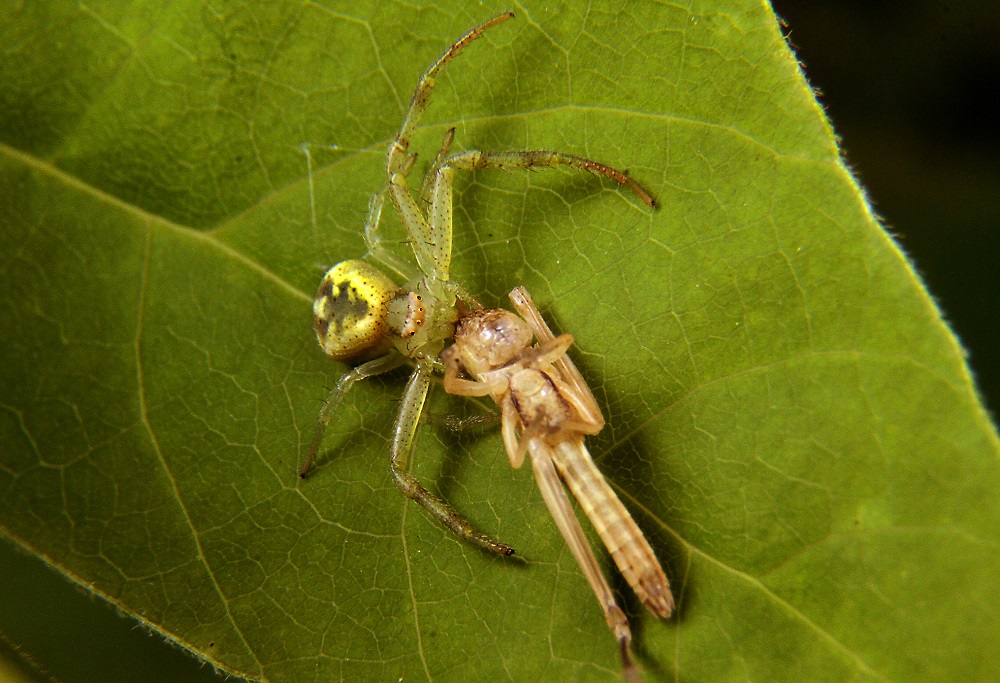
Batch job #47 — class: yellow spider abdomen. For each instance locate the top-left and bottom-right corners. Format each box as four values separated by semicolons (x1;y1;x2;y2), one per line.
313;259;398;361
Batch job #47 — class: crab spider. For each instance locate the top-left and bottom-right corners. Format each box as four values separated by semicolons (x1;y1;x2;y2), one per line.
302;12;655;559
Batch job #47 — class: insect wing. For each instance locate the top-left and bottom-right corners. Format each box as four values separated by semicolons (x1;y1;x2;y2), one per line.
527;439;632;643
508;287;604;429
551;438;674;618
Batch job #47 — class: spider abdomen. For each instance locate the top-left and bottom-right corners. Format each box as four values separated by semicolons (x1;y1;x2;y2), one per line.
313;259;397;361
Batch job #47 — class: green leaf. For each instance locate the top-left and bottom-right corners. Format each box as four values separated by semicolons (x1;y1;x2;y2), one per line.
2;1;998;681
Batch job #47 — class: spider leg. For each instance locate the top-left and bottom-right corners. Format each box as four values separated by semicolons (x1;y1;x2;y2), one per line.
398;144;655;288
454;284;483;310
387;12;514;178
385;13;514;281
390;361;514;556
527;437;637;679
387;167;437;280
391;128;461;284
443;149;656;208
420;127;456;205
387;132;458;284
363;189;419;281
422;148;455;282
300;352;406;478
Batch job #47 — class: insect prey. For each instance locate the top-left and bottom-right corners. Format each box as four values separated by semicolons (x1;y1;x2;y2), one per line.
443;286;673;679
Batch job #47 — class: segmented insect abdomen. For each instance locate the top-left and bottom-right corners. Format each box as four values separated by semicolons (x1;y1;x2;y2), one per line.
551;439;674;618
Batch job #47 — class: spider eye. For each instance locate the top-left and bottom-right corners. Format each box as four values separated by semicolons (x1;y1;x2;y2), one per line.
313;260;398;361
397;293;426;338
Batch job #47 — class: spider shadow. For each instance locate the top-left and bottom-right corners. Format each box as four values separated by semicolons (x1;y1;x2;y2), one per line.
437;35;642;299
297;369;404;479
425;391;529;566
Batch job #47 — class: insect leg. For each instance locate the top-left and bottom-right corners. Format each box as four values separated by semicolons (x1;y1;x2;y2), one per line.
300;352;407;478
510;286;604;429
424;412;499;433
527;438;637;678
390;361;514;555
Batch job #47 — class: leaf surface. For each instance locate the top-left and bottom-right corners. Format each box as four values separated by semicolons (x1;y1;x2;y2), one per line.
1;1;998;681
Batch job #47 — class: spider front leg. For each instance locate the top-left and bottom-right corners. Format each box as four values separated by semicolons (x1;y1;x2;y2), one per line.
384;128;483;313
443;149;656;208
387;12;515;179
387;145;453;282
407;144;654;292
384;11;514;281
390;361;515;556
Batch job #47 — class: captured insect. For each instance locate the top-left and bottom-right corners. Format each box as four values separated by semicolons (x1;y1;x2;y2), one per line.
301;11;668;677
443;287;673;679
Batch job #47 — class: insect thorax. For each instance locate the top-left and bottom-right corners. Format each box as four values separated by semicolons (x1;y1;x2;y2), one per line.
453;308;534;375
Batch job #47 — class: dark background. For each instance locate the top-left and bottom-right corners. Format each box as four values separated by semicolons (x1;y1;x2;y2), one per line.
771;0;1000;413
2;2;998;681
